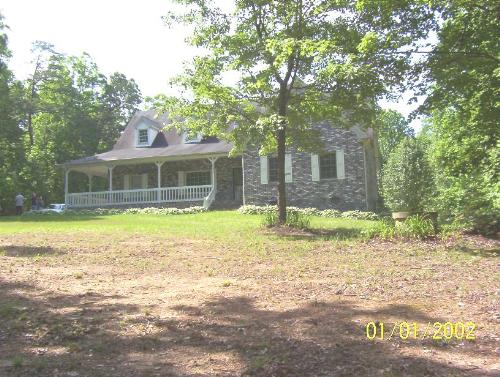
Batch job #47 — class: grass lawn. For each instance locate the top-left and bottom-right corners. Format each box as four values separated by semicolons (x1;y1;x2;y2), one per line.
0;211;498;376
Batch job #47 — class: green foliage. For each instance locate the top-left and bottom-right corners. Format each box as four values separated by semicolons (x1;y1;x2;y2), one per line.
417;1;499;234
426;111;499;234
238;205;377;220
341;210;379;221
23;206;207;217
370;215;436;240
262;209;310;229
381;138;434;212
0;31;142;210
0;14;26;213
375;109;414;165
156;0;436;222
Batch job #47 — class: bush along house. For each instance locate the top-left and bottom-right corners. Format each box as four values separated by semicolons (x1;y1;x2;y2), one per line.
61;110;378;211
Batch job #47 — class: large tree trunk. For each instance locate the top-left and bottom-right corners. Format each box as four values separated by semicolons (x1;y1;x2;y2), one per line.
277;88;288;224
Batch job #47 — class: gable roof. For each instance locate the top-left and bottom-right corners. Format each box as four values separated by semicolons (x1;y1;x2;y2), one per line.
63;110;233;167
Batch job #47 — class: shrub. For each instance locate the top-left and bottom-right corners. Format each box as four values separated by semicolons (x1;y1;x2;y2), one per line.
238;205;276;215
381;138;434;212
238;205;377;220
319;209;341;218
400;215;436;239
262;209;310;229
26;206;207;216
341;210;379;221
261;210;279;227
369;215;436;240
285;211;311;229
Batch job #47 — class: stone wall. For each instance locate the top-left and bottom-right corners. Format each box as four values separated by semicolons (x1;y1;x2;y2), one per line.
242;123;370;211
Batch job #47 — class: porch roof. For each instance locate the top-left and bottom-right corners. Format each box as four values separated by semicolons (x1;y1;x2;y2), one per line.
63;141;233;167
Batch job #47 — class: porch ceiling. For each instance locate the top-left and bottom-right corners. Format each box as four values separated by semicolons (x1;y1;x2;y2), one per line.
68;165;109;177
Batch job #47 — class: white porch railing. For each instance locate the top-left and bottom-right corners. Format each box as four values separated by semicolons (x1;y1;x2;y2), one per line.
66;185;212;208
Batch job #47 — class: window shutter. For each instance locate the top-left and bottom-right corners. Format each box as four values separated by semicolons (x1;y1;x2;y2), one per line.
285;153;292;183
336;149;345;179
124;175;130;190
311;154;320;181
178;171;186;186
260;156;268;184
142;173;148;188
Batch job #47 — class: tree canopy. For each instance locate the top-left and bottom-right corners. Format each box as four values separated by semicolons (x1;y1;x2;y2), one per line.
157;0;436;222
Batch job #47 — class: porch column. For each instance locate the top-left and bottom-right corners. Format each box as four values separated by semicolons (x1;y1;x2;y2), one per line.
208;157;218;190
64;169;70;205
155;161;164;202
87;173;92;192
108;165;115;191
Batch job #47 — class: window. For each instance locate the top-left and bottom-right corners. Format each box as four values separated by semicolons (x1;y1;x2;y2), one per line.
186;171;210;186
130;174;145;189
268;156;278;182
138;129;148;145
183;132;202;143
319;153;337;179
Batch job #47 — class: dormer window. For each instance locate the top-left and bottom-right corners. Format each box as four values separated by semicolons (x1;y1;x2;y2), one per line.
183;132;203;144
138;128;149;146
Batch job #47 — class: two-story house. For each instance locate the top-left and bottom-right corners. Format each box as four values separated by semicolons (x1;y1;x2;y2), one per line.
61;110;378;210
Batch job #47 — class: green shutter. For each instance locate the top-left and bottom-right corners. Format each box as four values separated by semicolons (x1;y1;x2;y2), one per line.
336;149;345;179
260;156;268;184
311;154;320;181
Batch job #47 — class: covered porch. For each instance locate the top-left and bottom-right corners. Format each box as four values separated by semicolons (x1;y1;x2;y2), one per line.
63;155;242;209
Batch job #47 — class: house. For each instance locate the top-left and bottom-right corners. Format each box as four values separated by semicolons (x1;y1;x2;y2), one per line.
61;109;378;211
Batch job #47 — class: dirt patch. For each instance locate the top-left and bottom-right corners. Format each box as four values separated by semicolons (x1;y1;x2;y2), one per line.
0;231;498;376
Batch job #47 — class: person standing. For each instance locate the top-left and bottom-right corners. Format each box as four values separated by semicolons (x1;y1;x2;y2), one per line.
36;195;44;210
15;193;25;215
31;192;37;211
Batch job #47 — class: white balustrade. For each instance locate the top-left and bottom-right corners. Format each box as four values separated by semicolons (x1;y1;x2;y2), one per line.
66;185;212;208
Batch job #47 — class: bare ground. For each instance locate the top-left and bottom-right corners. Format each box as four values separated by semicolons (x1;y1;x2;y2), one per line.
0;230;498;377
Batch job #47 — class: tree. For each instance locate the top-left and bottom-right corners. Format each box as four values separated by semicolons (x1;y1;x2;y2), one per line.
381;138;433;213
418;0;499;233
23;41;58;146
375;109;414;165
98;72;142;151
0;13;26;212
158;0;435;223
24;52;142;203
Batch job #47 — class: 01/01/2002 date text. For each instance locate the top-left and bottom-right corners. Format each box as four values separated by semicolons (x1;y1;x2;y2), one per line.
365;321;476;341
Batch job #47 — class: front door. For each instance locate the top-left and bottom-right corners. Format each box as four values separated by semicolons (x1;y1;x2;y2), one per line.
232;167;243;202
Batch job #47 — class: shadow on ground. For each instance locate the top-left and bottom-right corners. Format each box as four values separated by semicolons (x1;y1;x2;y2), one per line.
452;245;499;258
265;226;366;241
1;245;63;257
0;214;103;223
0;279;493;377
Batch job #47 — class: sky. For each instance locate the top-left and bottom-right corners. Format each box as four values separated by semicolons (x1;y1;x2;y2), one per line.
1;0;423;129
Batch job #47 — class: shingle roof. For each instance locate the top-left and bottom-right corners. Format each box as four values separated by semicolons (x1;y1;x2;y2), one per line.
63;110;233;166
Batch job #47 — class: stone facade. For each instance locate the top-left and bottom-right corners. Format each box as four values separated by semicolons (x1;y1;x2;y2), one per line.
242;123;372;211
